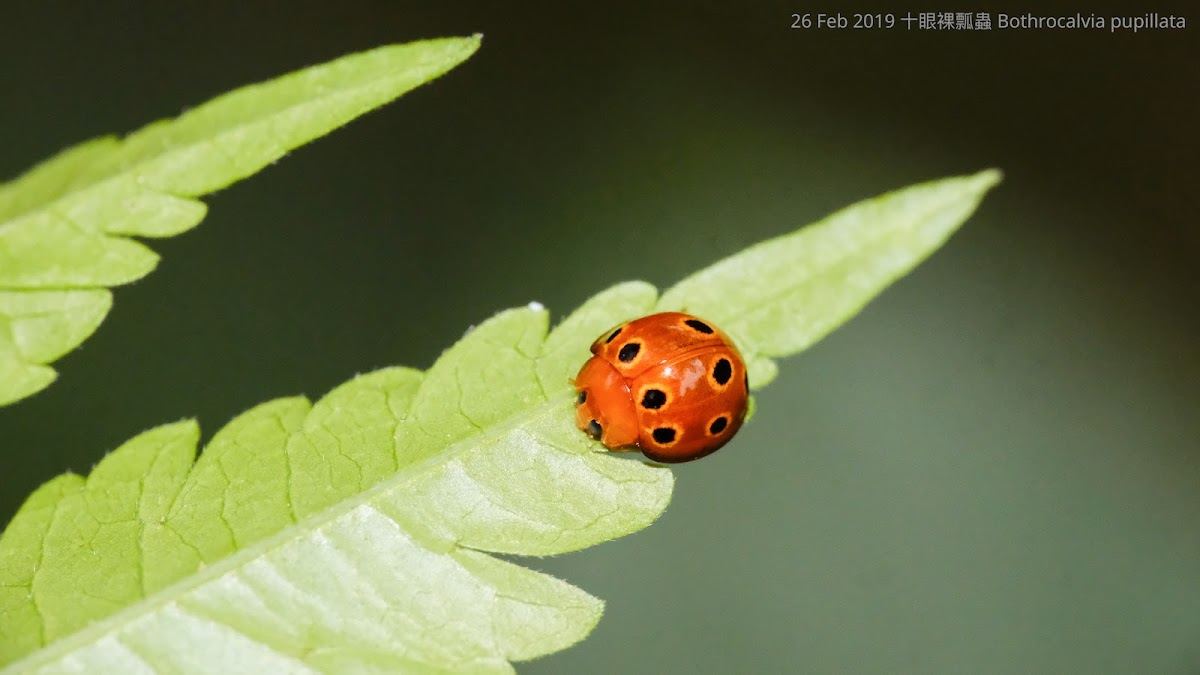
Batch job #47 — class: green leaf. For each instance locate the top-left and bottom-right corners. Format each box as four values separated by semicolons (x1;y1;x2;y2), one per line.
0;35;481;407
658;169;1003;388
0;285;673;673
0;171;999;672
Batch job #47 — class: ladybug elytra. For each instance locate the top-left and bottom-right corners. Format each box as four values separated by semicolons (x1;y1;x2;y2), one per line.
573;312;749;463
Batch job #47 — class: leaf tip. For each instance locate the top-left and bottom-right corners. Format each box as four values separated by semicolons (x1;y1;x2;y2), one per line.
0;366;58;408
970;167;1004;191
164;417;202;441
440;33;483;62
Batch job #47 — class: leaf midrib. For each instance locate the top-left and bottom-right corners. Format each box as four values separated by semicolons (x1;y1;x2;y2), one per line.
8;391;576;671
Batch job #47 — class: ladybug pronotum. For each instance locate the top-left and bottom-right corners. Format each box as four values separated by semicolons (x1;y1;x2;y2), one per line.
573;312;750;463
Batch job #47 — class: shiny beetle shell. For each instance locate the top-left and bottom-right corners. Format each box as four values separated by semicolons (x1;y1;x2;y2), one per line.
573;312;749;462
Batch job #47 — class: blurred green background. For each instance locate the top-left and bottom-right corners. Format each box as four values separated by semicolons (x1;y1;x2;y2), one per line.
2;2;1197;672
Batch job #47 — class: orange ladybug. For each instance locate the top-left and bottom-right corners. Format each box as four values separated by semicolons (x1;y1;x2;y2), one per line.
574;312;749;463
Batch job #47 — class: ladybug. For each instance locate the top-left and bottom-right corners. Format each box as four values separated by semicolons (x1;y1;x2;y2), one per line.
573;312;750;463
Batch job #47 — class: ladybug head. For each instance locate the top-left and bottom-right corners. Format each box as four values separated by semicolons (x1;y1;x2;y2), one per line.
573;356;640;450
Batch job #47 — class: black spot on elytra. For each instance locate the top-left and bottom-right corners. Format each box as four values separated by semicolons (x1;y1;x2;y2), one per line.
652;427;676;444
618;342;641;363
744;372;749;390
605;328;622;344
588;420;602;439
577;390;587;405
709;416;728;435
684;319;713;334
641;389;667;409
712;358;732;385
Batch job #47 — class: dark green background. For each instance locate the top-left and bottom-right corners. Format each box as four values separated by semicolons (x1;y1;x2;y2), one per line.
2;2;1197;672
